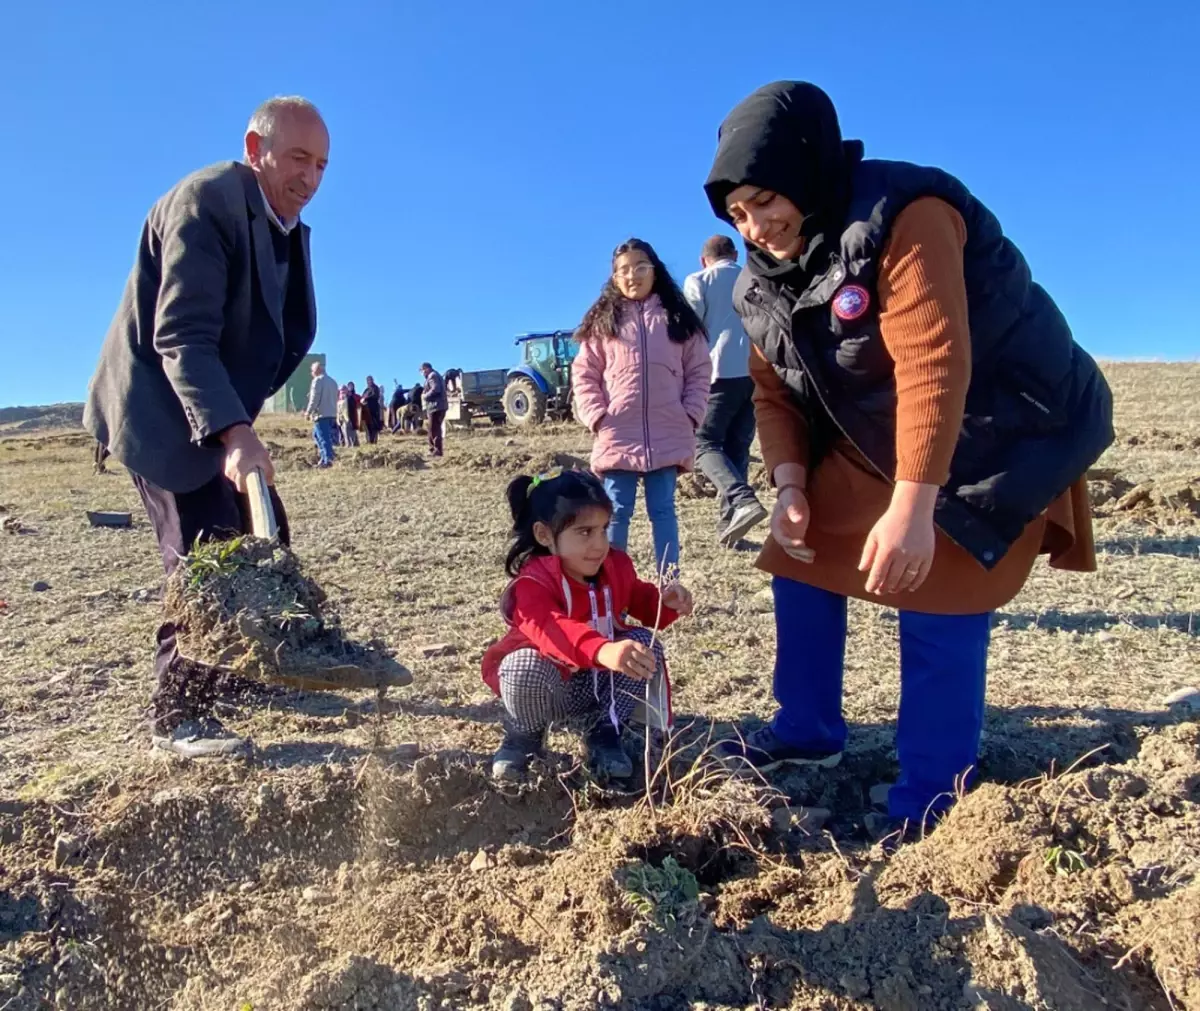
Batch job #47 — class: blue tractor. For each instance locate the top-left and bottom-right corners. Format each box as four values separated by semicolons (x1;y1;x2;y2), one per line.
503;330;581;427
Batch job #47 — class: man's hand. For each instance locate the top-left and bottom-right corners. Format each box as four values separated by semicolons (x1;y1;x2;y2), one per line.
596;640;658;681
220;424;274;492
859;481;938;595
660;582;694;617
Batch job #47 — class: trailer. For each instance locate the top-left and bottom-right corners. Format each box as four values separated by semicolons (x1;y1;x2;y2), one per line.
445;368;508;427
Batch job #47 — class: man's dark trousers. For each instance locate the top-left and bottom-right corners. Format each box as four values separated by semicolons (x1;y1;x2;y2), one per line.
133;472;290;727
695;377;760;525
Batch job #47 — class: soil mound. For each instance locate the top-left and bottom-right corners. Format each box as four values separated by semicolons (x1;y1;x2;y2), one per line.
456;449;589;475
163;536;409;689
351;447;426;470
1120;427;1200;451
1;719;1197;1008
1094;474;1200;520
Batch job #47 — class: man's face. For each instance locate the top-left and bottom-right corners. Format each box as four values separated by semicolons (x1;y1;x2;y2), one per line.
246;110;330;222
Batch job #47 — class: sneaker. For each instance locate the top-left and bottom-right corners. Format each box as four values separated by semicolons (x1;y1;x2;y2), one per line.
491;728;545;782
720;500;768;547
716;725;843;774
584;722;634;782
151;717;250;759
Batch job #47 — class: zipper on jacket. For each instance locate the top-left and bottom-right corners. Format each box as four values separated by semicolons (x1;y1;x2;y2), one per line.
636;302;652;468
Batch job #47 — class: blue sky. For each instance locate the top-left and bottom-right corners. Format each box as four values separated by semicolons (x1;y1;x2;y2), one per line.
1;0;1197;407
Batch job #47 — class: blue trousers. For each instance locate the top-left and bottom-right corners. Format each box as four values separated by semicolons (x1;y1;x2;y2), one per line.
312;417;337;466
602;468;680;571
770;576;990;823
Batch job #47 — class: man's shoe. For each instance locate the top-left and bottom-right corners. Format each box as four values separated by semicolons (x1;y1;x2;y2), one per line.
716;725;842;773
584;722;634;782
151;717;250;759
720;500;768;547
491;728;546;782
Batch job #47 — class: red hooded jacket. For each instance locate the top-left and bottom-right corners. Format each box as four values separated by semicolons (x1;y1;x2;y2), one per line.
481;550;679;695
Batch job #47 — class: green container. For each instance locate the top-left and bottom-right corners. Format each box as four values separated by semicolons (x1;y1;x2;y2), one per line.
265;353;326;413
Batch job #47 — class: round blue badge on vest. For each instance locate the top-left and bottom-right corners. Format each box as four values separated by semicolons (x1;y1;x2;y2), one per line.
832;284;870;321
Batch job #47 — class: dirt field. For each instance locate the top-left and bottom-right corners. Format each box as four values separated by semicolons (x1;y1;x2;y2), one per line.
0;362;1197;1010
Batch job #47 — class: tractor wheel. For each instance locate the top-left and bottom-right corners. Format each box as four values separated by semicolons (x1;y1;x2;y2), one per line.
504;377;547;427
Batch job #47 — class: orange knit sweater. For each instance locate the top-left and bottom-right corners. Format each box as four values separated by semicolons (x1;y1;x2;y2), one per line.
751;197;1095;614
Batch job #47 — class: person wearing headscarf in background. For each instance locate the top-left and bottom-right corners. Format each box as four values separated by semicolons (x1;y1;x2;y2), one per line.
704;82;1114;842
360;375;384;444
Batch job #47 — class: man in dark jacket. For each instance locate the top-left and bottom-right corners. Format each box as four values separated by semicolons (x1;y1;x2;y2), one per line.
83;96;329;756
421;363;448;457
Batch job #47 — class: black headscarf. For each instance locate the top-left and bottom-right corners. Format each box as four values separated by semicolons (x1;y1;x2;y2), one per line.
704;82;864;287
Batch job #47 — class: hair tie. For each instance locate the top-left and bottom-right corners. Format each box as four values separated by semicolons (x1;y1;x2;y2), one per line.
528;466;565;496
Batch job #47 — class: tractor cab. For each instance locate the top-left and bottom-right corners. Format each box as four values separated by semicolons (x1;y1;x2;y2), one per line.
503;330;580;426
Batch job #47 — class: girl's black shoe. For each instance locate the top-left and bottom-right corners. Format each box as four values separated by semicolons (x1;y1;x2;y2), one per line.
584;721;634;782
491;728;545;782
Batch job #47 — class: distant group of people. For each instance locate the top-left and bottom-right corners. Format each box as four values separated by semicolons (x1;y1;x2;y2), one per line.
84;84;1115;847
303;362;449;465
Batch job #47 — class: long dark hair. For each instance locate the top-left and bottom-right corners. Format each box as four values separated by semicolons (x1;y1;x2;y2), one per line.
576;238;706;345
504;470;612;576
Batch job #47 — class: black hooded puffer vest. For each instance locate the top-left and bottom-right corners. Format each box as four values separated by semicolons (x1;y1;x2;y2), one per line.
736;158;1114;569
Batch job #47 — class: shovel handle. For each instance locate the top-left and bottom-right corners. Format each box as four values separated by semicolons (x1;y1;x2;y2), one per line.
245;468;278;539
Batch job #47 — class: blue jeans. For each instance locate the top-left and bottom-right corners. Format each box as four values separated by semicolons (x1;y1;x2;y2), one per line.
770;576;990;824
601;468;680;571
312;417;337;466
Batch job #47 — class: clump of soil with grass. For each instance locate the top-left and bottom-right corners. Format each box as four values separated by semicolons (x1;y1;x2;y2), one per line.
164;536;408;688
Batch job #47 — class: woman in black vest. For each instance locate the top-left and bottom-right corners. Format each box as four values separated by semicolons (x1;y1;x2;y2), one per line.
703;81;1113;842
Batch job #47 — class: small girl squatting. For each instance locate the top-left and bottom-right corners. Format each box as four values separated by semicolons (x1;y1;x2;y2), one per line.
481;469;694;784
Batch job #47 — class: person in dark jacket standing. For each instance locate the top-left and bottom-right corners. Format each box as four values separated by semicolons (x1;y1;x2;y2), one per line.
421;363;447;457
704;82;1113;841
360;376;384;443
83;96;329;757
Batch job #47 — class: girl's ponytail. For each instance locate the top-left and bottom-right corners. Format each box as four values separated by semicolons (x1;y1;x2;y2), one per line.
504;474;540;577
506;475;535;521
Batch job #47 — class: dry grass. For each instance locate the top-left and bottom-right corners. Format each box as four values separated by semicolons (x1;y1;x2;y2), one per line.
0;362;1197;1010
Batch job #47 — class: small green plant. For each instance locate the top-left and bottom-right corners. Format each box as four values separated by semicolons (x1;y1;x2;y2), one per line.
623;856;700;925
1043;845;1088;876
275;598;319;632
183;535;248;589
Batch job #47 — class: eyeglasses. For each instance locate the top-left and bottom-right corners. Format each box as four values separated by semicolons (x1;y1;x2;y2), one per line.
613;263;654;280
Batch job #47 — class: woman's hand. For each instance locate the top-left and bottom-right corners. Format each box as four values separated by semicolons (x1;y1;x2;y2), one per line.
858;481;938;595
596;640;658;681
770;467;814;562
661;582;693;617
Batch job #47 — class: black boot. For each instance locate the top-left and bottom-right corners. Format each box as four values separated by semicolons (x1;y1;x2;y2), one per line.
584;721;634;782
492;726;546;782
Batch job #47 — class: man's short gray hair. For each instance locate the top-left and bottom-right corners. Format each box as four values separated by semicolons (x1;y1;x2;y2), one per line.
246;96;323;150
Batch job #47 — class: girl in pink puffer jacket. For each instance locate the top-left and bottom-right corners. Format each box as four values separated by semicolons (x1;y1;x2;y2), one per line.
572;238;711;571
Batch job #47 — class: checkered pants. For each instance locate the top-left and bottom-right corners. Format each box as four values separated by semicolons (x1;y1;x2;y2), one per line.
498;627;664;735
